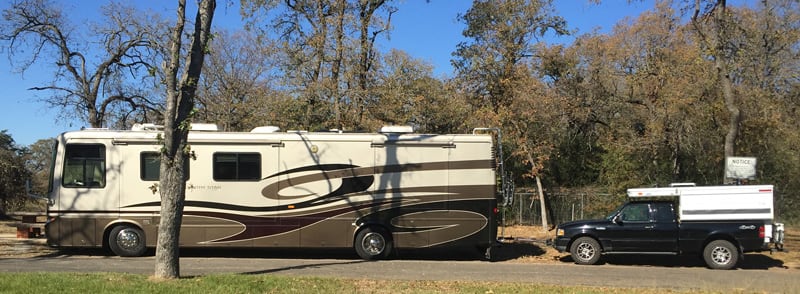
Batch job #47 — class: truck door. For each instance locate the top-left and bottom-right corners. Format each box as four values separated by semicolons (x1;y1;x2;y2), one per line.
606;202;677;252
605;202;652;251
649;202;680;252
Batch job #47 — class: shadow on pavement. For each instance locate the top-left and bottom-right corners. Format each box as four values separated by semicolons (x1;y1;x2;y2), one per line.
557;253;787;270
18;241;552;263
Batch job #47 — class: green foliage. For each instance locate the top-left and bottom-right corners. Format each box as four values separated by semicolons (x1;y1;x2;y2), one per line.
22;138;55;197
0;130;31;214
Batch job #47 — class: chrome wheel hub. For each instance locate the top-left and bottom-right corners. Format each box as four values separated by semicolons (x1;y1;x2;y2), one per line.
116;228;141;250
576;242;595;261
362;232;385;256
711;246;731;265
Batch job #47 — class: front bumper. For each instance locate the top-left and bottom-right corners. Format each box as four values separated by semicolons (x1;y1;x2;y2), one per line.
553;237;570;252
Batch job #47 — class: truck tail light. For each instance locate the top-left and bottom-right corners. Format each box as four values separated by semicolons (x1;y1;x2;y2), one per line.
759;225;765;238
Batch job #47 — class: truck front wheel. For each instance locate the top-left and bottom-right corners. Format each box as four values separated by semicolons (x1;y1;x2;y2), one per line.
570;237;601;265
703;240;739;270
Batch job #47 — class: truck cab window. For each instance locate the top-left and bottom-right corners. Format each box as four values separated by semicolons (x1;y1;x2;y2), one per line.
653;203;676;223
63;144;105;188
620;203;650;222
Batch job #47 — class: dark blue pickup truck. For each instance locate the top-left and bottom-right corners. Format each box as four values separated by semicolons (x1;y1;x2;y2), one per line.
553;198;782;269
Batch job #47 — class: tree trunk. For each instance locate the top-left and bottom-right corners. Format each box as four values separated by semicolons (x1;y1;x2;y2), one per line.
691;1;740;181
331;0;346;129
154;0;215;279
535;175;548;230
717;57;740;159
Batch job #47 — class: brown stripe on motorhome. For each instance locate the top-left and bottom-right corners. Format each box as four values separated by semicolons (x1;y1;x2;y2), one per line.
391;210;488;248
112;184;495;218
261;159;493;200
185;198;402;243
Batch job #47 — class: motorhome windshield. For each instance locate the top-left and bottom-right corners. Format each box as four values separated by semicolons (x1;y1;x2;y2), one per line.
47;140;58;194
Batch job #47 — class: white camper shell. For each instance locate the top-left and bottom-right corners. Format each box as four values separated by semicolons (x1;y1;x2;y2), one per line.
627;185;774;221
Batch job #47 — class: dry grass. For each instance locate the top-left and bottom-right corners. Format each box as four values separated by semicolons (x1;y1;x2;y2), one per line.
496;225;565;263
499;225;553;240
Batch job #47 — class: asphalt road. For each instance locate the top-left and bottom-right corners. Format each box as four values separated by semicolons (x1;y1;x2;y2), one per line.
1;251;797;293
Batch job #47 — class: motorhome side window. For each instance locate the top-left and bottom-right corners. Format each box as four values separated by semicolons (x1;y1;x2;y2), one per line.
213;153;261;181
140;152;190;181
62;144;106;188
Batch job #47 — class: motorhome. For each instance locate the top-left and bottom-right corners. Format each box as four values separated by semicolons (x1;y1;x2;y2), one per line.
44;124;501;260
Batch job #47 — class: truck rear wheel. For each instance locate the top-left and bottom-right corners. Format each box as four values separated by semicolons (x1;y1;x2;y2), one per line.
703;240;738;270
570;237;601;265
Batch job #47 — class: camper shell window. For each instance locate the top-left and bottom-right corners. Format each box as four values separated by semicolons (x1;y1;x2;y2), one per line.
213;152;261;181
140;152;190;181
62;144;106;188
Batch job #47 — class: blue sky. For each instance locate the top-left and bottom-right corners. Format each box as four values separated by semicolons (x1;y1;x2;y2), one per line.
0;0;653;147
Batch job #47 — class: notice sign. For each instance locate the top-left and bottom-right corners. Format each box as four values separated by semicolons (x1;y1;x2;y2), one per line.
725;157;757;179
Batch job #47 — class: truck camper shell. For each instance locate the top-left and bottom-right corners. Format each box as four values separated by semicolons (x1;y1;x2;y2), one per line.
627;185;774;221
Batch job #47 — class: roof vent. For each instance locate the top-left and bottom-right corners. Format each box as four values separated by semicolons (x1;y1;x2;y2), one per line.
131;123;163;131
379;125;414;134
190;123;219;131
251;126;281;133
669;183;696;187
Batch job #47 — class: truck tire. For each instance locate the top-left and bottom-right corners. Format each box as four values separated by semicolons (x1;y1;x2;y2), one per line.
108;225;147;257
354;226;393;260
703;240;738;270
570;237;601;265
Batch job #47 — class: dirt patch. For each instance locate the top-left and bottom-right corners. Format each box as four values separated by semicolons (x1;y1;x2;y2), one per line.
0;220;56;258
496;225;564;263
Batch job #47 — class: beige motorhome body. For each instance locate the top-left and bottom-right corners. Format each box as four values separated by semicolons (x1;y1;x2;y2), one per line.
45;125;499;259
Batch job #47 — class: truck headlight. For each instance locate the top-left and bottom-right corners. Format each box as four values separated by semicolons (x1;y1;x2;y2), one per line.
556;228;564;237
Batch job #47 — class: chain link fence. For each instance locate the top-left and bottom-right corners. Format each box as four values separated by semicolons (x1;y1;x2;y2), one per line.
499;188;624;227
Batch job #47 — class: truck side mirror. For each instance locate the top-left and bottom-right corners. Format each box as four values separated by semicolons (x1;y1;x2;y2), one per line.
613;215;623;225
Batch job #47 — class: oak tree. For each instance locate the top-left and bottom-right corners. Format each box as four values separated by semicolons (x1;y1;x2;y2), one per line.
154;0;215;279
1;0;163;128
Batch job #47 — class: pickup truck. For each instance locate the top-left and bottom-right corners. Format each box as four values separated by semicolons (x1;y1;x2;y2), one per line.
553;185;784;269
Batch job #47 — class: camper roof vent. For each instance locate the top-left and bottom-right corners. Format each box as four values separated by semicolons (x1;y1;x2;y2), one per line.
669;183;696;187
251;126;281;133
190;123;219;131
131;123;163;131
379;125;414;134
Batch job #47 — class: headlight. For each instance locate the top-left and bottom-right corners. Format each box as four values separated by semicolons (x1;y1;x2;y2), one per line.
556;228;564;237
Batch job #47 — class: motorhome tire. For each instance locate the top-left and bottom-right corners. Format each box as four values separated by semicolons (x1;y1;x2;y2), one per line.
355;226;393;260
703;240;738;270
109;225;146;257
570;237;601;265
